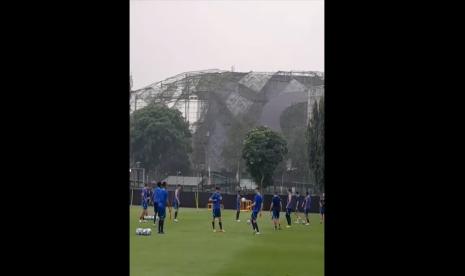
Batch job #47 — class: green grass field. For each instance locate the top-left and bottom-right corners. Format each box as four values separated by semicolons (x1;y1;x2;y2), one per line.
130;206;323;276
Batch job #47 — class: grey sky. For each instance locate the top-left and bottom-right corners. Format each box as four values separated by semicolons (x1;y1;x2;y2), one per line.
130;0;324;90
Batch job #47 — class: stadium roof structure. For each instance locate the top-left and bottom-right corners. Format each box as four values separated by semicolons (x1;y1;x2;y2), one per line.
131;69;324;173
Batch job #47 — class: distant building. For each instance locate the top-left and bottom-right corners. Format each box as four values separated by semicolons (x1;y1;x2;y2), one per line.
239;179;257;190
162;176;203;192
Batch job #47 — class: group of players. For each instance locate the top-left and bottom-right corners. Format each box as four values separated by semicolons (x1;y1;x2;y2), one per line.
139;182;325;235
233;188;325;234
139;181;182;234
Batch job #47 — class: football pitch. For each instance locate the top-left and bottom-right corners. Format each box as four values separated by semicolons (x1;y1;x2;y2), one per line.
130;206;324;276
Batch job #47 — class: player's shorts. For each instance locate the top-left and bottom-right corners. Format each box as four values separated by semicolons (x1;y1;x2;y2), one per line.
158;206;166;219
305;208;311;215
251;211;259;220
236;203;240;211
320;207;325;214
272;209;280;219
286;207;294;216
173;200;179;210
212;208;221;218
142;202;148;210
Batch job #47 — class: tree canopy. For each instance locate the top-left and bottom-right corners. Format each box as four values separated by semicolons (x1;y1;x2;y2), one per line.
242;126;288;189
130;103;192;179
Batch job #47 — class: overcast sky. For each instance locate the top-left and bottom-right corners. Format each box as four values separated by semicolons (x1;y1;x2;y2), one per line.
130;0;324;90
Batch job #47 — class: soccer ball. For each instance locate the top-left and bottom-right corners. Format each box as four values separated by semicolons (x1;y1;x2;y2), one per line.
247;219;251;224
136;228;143;235
145;228;152;235
241;197;246;202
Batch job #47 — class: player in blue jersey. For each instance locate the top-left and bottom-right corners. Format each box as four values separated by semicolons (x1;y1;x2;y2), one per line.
235;190;242;222
319;193;325;224
139;184;150;223
269;191;282;230
295;191;303;224
209;187;224;232
250;187;263;235
152;181;161;225
157;182;169;234
173;185;182;222
302;191;312;226
285;189;296;228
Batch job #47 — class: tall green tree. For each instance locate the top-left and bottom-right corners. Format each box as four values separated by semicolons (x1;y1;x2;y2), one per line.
130;103;192;179
307;98;324;193
242;126;288;190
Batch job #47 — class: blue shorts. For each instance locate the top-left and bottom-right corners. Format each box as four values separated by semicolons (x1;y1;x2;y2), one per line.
305;208;310;215
142;202;148;210
236;204;240;211
158;206;166;219
286;208;294;216
174;200;179;210
251;211;259;220
212;208;221;218
320;207;325;214
272;210;280;219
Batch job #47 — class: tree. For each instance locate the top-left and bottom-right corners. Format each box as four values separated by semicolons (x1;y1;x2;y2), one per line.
307;98;325;193
130;103;192;179
242;126;288;190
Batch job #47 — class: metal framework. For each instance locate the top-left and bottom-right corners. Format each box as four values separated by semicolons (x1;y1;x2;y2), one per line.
130;70;324;126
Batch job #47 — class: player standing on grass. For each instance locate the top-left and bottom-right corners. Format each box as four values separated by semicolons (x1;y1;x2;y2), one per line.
235;190;241;222
173;185;181;222
319;192;325;224
295;191;303;224
139;184;150;223
152;181;161;225
285;189;296;228
302;192;311;226
269;191;282;230
148;184;153;208
209;187;225;232
250;187;263;235
157;182;169;234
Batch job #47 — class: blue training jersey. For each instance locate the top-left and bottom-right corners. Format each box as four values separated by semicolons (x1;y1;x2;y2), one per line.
157;189;168;208
305;195;312;209
210;192;222;209
142;188;149;203
253;194;263;212
272;195;281;210
153;187;161;203
287;194;297;209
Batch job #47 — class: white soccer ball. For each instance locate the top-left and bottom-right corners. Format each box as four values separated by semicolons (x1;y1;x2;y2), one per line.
247;219;251;224
136;228;143;235
142;229;148;235
241;197;246;202
145;228;152;235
